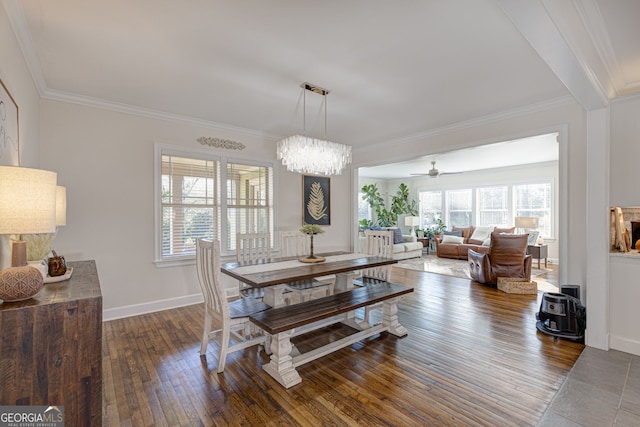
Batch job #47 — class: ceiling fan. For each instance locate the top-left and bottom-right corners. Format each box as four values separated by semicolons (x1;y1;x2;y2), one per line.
411;161;461;178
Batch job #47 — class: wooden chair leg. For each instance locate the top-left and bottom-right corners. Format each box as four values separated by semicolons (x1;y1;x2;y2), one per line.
217;323;231;373
200;311;212;355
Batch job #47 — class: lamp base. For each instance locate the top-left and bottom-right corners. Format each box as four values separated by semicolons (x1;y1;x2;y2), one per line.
11;240;27;267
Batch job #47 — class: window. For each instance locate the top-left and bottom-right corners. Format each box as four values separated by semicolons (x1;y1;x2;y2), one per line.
477;186;508;226
514;182;552;237
357;191;372;225
161;155;218;259
226;162;273;251
446;189;472;227
418;190;442;228
155;145;274;263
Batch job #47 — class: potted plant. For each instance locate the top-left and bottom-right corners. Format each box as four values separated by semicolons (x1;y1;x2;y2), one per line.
361;183;418;227
299;224;325;263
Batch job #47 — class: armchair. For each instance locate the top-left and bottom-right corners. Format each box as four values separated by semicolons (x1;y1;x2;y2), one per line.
468;232;532;284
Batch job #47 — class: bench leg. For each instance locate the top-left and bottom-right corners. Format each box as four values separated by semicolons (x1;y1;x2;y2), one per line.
382;298;408;337
262;329;302;388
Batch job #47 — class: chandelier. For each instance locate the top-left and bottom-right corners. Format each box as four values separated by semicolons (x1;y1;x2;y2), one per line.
276;83;352;176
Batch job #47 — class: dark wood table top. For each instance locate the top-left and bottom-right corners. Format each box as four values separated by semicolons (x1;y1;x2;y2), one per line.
221;254;397;288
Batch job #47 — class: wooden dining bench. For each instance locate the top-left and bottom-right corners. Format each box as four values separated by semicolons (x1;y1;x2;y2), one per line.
250;282;414;388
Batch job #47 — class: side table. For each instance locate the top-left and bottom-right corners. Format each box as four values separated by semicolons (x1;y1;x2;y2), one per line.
527;244;548;269
417;238;430;254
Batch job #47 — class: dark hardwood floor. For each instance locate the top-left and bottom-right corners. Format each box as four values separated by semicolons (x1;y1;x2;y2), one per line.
102;263;583;426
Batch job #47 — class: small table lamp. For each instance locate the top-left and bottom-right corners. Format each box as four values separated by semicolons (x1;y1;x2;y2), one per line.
0;166;57;302
404;216;420;237
515;216;539;238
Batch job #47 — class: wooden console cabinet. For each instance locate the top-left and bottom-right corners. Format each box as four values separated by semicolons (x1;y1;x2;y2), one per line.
0;260;102;427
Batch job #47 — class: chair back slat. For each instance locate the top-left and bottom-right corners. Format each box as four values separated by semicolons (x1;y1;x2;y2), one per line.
236;233;271;262
196;238;228;318
279;231;309;257
361;229;394;281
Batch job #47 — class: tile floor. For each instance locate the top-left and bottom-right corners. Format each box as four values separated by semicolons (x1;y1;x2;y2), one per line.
538;346;640;426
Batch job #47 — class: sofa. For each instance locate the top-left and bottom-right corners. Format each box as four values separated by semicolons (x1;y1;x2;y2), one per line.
435;226;515;260
358;228;423;260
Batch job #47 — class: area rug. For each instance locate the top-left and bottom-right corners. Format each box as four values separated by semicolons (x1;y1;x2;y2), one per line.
396;255;558;292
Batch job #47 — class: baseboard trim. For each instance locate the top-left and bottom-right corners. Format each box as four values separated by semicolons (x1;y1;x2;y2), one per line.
103;293;204;322
609;335;640;356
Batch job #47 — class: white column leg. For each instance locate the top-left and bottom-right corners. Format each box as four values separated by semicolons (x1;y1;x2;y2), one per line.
263;284;287;307
382;298;408;337
334;272;355;293
262;329;302;388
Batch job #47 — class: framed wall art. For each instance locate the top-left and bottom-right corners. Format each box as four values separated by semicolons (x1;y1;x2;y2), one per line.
0;79;19;166
303;175;330;225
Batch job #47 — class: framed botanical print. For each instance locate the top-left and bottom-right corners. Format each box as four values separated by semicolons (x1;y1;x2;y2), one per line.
303;175;330;225
0;79;19;166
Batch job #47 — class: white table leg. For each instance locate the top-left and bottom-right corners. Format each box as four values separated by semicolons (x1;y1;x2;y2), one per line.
262;329;302;388
263;284;287;308
334;271;355;293
382;298;408;337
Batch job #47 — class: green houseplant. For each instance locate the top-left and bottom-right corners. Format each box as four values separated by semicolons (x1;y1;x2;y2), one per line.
361;183;418;227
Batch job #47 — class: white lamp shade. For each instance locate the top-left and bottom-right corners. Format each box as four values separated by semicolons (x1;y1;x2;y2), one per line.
56;186;67;227
515;216;539;229
0;166;58;235
404;216;420;227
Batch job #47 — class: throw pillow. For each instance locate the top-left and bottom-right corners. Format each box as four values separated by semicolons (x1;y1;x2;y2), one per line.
443;230;463;237
390;227;403;244
452;226;474;241
469;226;494;245
441;235;464;244
494;227;515;234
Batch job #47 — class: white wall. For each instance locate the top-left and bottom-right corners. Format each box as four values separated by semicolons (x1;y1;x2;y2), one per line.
608;94;640;354
0;5;43;269
37;100;353;316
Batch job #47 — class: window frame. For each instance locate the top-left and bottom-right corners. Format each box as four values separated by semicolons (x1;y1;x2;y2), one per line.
154;143;276;266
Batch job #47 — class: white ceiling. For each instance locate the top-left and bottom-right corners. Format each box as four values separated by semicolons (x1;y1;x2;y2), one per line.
359;132;559;179
3;0;639;176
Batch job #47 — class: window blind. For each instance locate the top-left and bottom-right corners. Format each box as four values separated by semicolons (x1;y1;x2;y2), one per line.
161;155;218;258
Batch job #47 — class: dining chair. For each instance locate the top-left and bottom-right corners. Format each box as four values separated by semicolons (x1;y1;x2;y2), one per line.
279;230;334;302
357;229;394;283
236;232;272;300
355;229;394;323
195;238;270;373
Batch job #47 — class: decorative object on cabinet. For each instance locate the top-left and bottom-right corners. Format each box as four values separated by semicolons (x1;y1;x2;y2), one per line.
0;265;43;302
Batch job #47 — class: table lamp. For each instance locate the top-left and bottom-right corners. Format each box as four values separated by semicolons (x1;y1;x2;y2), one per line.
0;166;57;302
515;216;538;234
404;216;420;236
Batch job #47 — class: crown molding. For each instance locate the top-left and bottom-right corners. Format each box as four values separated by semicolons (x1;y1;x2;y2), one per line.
41;88;279;139
358;95;576;152
3;0;280;140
